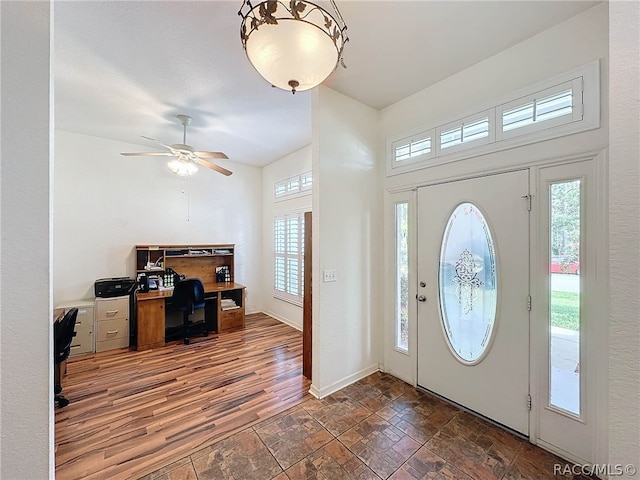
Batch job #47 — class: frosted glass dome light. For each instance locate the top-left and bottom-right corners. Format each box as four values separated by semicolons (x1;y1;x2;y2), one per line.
239;0;348;94
168;158;198;176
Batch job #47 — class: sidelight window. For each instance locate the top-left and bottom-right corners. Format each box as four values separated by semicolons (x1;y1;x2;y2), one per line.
395;202;409;352
548;179;581;416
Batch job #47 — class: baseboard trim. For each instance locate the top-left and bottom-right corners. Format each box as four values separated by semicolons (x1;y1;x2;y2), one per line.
534;439;593;473
261;309;302;331
309;364;380;399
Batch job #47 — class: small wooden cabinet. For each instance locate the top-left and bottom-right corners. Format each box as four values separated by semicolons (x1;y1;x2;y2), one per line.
95;296;129;352
136;298;165;350
219;287;245;332
220;307;244;331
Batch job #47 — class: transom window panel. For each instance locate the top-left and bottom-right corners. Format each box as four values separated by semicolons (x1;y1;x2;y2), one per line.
274;171;312;199
301;171;312;190
274;212;305;304
440;117;490;150
498;79;582;140
437;112;492;155
393;134;432;164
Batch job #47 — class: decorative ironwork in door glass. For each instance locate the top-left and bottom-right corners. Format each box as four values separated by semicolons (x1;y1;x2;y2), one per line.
439;203;497;364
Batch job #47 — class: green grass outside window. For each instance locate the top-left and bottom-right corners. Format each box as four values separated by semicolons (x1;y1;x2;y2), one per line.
550;290;580;331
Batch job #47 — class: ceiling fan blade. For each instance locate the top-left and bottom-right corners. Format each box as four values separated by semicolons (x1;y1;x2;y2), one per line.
194;158;233;176
121;152;175;156
141;135;175;151
194;151;229;160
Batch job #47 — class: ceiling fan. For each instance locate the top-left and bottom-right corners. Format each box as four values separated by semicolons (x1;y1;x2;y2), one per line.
121;114;232;176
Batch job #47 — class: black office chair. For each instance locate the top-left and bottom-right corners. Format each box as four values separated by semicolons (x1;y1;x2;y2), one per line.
172;278;207;345
54;307;78;408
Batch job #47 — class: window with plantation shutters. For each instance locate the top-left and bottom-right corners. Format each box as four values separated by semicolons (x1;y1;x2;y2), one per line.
301;171;312;191
438;115;491;151
496;78;583;140
274;212;305;304
393;135;432;161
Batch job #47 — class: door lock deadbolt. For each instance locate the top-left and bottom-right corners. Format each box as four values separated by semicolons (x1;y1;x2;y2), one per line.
417;295;427;302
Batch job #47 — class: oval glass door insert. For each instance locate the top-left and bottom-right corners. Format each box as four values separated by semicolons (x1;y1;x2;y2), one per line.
439;202;497;364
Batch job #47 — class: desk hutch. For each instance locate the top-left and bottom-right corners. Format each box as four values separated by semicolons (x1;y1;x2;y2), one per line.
135;244;246;350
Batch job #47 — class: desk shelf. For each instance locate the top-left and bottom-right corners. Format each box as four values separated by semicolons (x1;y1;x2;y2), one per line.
134;243;244;350
136;244;235;285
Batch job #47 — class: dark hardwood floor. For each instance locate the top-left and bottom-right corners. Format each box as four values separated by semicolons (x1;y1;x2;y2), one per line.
55;313;311;480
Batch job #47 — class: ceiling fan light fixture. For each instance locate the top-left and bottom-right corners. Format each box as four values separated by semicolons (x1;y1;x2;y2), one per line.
121;114;232;176
239;0;348;94
168;158;198;176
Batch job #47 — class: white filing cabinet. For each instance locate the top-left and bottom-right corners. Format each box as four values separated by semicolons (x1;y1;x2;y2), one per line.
56;299;95;355
95;295;130;352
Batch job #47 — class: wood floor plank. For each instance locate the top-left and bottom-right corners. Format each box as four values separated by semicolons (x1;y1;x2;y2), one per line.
55;313;311;479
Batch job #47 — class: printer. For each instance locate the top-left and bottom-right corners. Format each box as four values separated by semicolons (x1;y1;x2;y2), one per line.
94;277;137;298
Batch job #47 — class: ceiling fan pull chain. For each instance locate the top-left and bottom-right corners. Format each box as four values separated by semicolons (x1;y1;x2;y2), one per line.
187;175;191;222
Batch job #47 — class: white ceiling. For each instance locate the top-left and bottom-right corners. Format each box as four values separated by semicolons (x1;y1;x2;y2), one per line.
53;1;599;168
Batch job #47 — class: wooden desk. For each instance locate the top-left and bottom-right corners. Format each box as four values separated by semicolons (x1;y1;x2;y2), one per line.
135;282;246;351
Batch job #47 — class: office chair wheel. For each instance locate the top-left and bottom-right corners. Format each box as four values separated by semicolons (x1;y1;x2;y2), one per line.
183;338;190;345
201;331;208;337
55;395;69;408
54;385;62;395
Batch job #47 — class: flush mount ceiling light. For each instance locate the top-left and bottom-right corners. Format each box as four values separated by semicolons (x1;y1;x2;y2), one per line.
239;0;348;94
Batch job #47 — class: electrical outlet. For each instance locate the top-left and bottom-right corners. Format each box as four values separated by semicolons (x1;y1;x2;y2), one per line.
323;269;337;282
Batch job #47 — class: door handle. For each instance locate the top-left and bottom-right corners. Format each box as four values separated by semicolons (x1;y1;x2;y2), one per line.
417;295;427;302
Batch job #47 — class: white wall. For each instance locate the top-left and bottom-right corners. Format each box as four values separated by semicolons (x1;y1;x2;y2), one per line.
261;145;312;329
608;1;640;471
311;86;381;397
54;131;263;312
0;2;53;478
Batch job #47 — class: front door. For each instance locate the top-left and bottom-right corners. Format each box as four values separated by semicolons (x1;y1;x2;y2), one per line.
417;170;530;435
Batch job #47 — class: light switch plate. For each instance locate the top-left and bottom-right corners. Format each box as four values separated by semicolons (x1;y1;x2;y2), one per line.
323;269;337;282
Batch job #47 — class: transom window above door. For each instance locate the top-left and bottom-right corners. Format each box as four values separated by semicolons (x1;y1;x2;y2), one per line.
387;61;599;176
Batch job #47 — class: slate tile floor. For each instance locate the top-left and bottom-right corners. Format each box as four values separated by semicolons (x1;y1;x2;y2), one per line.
139;372;594;480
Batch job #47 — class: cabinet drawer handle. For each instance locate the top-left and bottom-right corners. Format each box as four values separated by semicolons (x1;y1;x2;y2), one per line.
106;310;118;316
107;330;119;335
